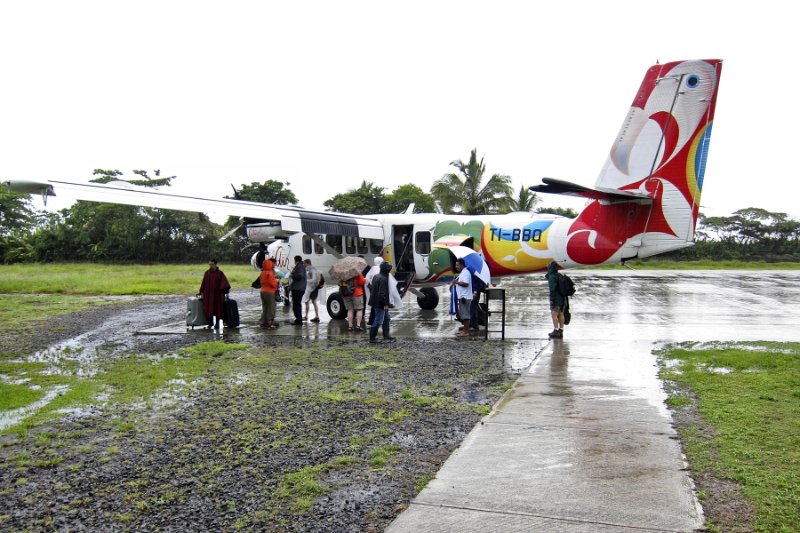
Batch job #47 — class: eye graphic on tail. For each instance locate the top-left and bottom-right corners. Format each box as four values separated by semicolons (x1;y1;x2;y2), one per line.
562;59;722;265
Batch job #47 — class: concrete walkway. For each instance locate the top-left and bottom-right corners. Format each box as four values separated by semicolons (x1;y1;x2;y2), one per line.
386;337;703;532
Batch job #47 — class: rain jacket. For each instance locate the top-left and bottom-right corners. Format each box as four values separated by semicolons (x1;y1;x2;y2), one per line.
546;261;566;308
368;262;392;308
260;259;278;293
200;267;231;319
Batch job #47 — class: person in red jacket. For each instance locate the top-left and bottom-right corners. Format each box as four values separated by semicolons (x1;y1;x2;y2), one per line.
199;259;231;330
259;256;279;329
343;273;366;332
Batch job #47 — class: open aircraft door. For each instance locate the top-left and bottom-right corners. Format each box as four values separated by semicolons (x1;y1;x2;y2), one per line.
412;228;431;280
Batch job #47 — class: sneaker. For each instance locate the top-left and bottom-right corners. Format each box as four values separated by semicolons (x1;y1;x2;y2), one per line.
548;329;559;338
291;320;303;325
310;317;320;323
383;336;396;341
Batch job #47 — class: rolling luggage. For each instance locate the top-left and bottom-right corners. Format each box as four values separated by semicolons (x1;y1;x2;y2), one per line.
187;296;208;329
223;298;240;328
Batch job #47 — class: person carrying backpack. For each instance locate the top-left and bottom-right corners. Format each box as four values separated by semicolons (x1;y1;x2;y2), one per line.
341;273;366;332
545;261;568;338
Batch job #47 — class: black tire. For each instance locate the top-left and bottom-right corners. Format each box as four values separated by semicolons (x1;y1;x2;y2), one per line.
326;292;347;319
417;287;439;310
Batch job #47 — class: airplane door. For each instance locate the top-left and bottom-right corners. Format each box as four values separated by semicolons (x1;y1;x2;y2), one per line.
413;229;431;279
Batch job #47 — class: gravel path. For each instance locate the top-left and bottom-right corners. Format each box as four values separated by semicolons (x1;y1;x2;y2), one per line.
0;293;519;532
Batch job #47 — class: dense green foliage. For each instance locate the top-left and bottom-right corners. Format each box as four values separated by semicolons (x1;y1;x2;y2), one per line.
323;181;436;214
644;209;800;263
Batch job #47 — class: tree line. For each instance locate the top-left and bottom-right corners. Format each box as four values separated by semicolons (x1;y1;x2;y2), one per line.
2;151;798;264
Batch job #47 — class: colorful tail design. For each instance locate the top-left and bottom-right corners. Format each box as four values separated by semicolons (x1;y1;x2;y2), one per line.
532;59;723;267
571;59;722;264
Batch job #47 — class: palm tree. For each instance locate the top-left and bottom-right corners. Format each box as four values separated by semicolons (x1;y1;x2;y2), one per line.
506;185;540;212
430;148;513;214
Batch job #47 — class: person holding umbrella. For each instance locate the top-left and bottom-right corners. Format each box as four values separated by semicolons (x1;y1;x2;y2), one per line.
329;256;369;332
451;258;473;337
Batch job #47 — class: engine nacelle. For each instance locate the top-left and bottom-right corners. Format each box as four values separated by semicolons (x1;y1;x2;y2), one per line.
246;223;291;243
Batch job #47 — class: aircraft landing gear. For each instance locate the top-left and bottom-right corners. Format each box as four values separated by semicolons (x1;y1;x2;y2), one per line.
326;292;347;320
416;287;439;310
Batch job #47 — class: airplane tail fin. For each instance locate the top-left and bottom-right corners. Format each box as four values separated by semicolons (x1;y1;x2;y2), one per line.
532;59;723;264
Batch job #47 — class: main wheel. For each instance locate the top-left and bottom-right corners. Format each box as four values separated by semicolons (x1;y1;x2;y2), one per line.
416;287;439;310
326;292;347;319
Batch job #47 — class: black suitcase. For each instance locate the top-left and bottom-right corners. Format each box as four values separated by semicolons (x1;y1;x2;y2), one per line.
223;299;240;328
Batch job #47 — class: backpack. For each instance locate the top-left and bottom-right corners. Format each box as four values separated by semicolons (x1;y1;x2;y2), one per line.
318;274;325;287
557;272;576;297
338;277;356;297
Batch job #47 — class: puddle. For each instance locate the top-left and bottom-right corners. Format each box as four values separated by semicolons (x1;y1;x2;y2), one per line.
498;340;548;373
0;384;70;431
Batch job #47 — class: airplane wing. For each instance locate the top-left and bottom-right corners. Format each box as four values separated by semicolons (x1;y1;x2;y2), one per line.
3;179;384;240
529;177;653;203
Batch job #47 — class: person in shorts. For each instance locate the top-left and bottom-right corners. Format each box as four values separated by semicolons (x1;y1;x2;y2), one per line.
546;261;566;338
302;258;321;322
342;273;366;332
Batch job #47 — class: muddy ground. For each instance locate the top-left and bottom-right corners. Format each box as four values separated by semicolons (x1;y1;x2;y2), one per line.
0;293;752;532
0;294;518;532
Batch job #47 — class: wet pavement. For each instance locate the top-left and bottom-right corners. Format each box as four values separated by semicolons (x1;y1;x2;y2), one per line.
143;270;800;531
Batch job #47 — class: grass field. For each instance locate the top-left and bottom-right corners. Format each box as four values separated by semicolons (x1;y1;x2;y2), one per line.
0;263;257;295
659;342;800;532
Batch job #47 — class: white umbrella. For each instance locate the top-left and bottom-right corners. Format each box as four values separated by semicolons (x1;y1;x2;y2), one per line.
447;246;491;285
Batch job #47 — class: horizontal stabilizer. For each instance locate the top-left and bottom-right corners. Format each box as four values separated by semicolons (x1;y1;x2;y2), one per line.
529;178;653;203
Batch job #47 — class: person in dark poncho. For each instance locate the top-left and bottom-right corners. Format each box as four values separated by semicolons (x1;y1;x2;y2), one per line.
367;261;395;343
545;260;566;338
199;259;231;329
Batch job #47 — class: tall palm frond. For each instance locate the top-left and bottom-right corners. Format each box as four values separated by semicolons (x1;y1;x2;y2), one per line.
430;148;513;214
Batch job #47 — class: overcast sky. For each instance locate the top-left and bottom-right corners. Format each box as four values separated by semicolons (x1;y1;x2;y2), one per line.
2;1;798;221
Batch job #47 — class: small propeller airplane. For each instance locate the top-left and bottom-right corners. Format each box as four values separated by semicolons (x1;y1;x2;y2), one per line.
5;58;722;319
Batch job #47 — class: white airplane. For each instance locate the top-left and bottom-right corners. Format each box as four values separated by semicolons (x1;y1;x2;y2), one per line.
5;58;723;319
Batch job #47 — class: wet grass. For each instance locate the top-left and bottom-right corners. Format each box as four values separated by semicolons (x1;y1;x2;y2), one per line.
1;341;249;435
0;294;122;334
1;328;510;530
658;341;800;532
0;263;256;295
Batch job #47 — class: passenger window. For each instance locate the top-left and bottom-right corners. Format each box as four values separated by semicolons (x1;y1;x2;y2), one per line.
415;231;431;254
369;239;384;254
303;235;312;255
357;238;369;254
326;234;343;254
345;236;356;255
314;239;323;254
